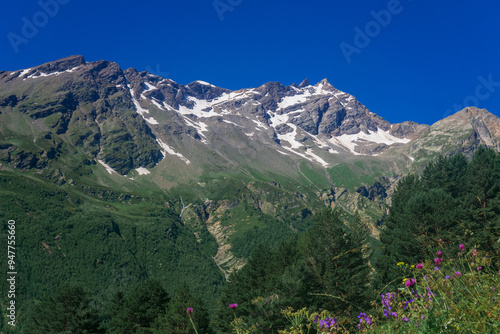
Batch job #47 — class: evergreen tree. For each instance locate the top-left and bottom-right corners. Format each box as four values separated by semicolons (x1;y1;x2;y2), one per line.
107;279;169;333
214;238;305;333
375;148;500;290
301;208;372;320
153;283;212;334
24;284;103;333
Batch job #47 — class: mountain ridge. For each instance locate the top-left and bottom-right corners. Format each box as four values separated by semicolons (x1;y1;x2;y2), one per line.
3;55;500;182
2;54;500;277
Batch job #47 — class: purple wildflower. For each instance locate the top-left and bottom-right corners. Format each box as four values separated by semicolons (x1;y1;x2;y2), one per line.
186;307;193;315
229;303;238;309
405;278;416;287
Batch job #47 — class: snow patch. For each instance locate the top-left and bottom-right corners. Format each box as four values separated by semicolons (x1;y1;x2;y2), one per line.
144;82;157;90
276;124;303;149
194;80;216;87
178;96;220;118
98;160;118;174
156;139;191;164
150;99;168;111
278;92;312;109
135;167;151;175
131;98;159;125
24;66;80;80
251;119;268;130
330;128;411;155
180;116;209;144
281;146;329;167
222;120;242;127
18;68;32;77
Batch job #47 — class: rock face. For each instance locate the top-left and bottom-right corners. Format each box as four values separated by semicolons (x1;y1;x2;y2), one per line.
390;121;430;140
0;56;163;175
1;55;500;180
389;107;500;168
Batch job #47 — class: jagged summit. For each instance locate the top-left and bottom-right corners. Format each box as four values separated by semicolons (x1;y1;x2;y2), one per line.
1;56;499;178
298;78;309;88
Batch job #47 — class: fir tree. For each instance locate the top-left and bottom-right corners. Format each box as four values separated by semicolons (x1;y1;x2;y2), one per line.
25;284;104;333
153;283;212;334
107;279;169;333
301;208;372;320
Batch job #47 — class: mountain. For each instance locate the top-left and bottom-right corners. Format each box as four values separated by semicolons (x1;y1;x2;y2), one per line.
1;55;500;283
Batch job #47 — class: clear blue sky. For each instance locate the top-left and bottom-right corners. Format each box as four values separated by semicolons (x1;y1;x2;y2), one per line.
2;0;499;125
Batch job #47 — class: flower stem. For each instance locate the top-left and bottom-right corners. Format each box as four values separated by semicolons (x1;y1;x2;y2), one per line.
188;315;199;334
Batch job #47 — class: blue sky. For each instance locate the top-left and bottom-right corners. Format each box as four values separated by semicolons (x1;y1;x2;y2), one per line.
2;0;499;125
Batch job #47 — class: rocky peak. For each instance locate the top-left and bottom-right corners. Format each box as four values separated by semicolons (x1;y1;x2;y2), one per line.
35;55;85;74
390;121;429;140
298;78;309;88
314;78;336;91
186;81;231;100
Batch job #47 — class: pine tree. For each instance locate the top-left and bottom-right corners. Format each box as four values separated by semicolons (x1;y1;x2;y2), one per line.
107;279;169;333
153;283;212;334
301;208;372;319
375;149;500;290
25;284;104;333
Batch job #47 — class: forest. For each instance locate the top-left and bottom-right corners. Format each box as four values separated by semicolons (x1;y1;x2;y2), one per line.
1;147;499;333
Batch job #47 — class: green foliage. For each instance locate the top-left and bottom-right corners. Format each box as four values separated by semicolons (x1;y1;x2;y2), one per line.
24;284;104;333
152;283;212;334
106;279;170;333
0;171;224;332
301;209;373;323
215;208;373;333
376;148;500;289
247;245;500;333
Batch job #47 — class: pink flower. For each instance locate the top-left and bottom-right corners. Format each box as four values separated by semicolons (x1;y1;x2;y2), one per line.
186;307;193;315
472;249;478;257
434;258;443;266
459;244;465;251
437;251;443;258
455;271;461;276
477;267;482;271
405;278;416;287
438;239;442;242
416;263;423;270
229;303;238;309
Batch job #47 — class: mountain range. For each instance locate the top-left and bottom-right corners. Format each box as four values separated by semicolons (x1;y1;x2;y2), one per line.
1;55;500;275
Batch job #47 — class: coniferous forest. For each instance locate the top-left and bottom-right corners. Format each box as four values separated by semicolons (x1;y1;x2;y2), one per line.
1;148;500;333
